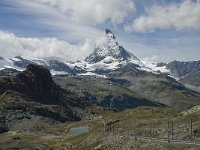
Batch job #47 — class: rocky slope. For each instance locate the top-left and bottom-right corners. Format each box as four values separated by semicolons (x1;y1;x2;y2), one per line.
157;60;200;91
53;75;163;111
166;60;200;77
54;70;200;111
179;70;200;92
0;64;83;132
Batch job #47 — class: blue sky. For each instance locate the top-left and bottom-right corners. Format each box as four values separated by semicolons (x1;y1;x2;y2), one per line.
0;0;200;62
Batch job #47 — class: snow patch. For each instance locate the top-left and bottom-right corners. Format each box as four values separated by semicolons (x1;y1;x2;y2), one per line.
79;72;107;78
141;60;169;73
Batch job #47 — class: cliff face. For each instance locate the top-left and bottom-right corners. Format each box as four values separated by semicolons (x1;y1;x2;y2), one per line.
15;64;60;104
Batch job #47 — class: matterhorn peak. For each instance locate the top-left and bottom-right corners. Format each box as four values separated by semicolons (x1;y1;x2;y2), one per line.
85;29;139;64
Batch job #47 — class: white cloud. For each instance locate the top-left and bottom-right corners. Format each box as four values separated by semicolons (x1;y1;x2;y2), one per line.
5;0;135;43
27;0;135;25
0;30;94;61
125;0;200;32
141;55;160;63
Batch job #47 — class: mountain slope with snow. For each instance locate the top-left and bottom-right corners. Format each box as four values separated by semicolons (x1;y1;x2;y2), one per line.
72;29;167;75
0;29;199;81
1;29;200;111
85;29;139;63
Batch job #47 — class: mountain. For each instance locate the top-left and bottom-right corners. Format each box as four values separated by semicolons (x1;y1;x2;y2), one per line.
0;30;199;79
54;67;200;111
68;29;144;75
179;70;200;92
156;60;200;91
85;29;139;63
54;75;164;111
55;29;200;110
165;60;200;77
0;29;150;76
0;29;200;111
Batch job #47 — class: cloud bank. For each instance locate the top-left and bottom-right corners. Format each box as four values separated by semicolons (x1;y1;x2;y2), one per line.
20;0;135;25
0;31;93;61
1;0;200;62
125;0;200;32
4;0;135;42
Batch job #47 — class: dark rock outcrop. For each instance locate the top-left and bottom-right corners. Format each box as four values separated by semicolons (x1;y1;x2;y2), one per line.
0;64;81;126
16;64;60;104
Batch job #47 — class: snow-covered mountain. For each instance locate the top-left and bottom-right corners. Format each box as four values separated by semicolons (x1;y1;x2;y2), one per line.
0;29;181;77
0;56;80;75
85;29;139;63
0;29;133;74
66;29;143;74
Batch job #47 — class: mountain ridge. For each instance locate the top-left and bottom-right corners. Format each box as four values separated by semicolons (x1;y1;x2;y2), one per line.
0;29;163;76
0;29;199;90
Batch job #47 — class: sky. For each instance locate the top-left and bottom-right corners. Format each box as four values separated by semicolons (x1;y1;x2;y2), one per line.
0;0;200;62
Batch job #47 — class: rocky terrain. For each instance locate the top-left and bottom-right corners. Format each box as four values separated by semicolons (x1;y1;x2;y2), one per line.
179;70;200;92
0;64;83;134
165;60;200;78
53;72;200;111
156;60;200;92
1;106;200;150
53;75;163;111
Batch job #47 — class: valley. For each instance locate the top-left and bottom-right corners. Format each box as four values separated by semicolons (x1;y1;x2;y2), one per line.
1;106;200;149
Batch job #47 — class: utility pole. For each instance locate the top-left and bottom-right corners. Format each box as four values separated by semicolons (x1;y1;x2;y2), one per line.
150;121;152;137
168;120;170;143
152;120;154;137
136;120;138;136
190;119;193;140
171;120;174;140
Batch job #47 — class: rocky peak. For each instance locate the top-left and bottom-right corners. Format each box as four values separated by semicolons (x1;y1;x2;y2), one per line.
85;29;139;63
16;64;58;104
105;28;116;39
25;64;53;83
14;56;24;60
0;56;4;60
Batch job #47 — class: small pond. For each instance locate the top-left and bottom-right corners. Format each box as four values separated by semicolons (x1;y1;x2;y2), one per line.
67;125;89;136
